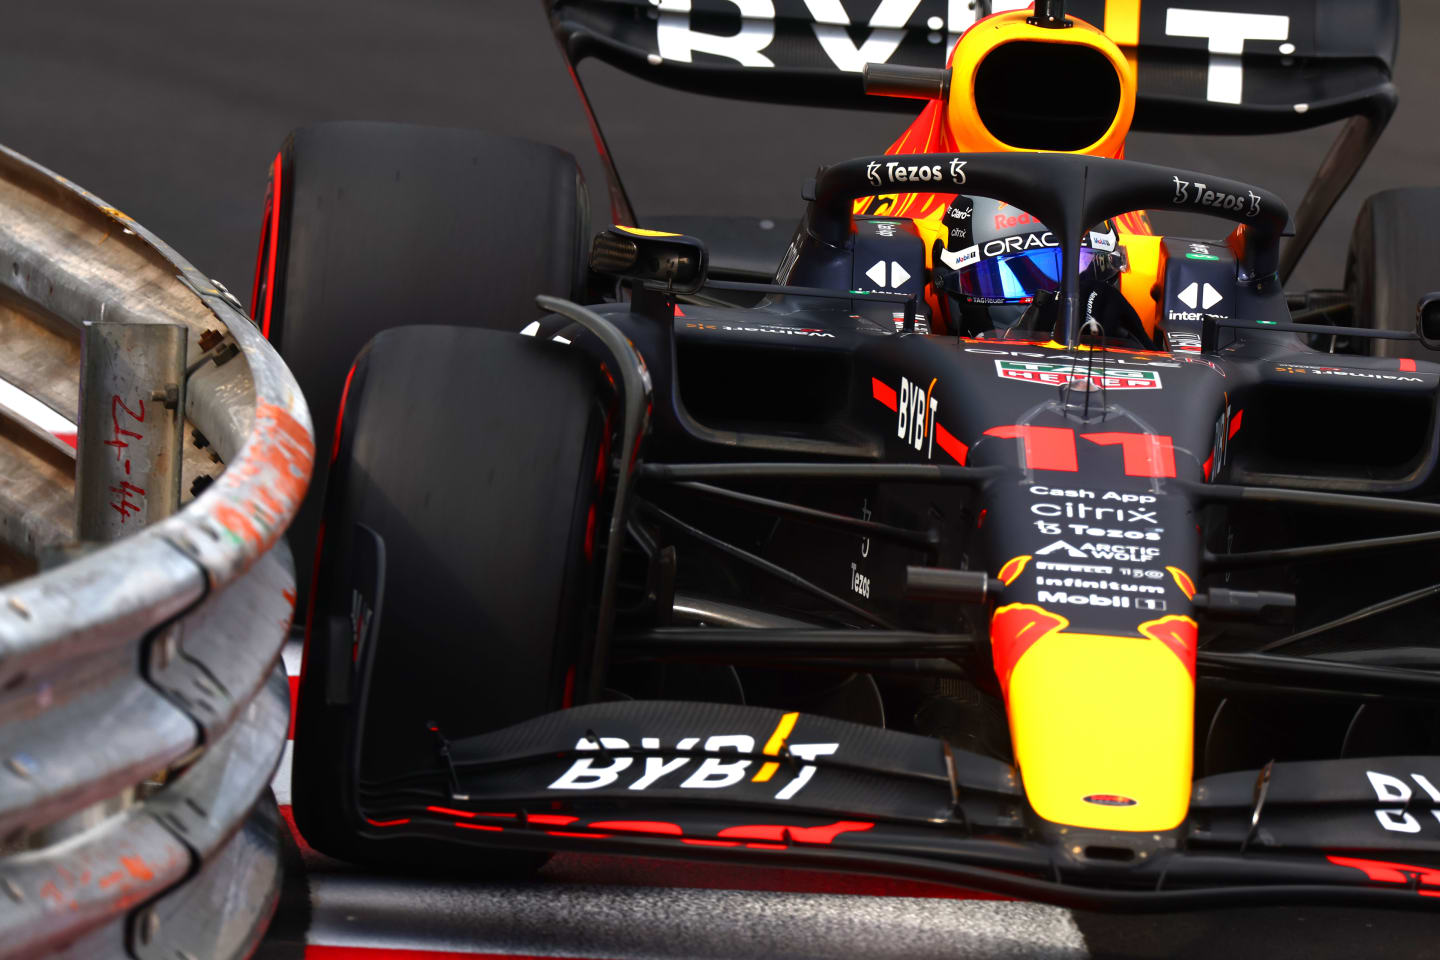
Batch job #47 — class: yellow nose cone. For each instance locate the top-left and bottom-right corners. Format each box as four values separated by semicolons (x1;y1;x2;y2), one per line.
992;604;1196;831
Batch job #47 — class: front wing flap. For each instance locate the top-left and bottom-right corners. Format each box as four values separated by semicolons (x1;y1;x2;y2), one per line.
1192;756;1440;854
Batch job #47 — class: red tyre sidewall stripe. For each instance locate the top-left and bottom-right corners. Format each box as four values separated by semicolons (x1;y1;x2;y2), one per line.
260;151;284;338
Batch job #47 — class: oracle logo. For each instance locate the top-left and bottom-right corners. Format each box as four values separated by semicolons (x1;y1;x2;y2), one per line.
1084;794;1138;807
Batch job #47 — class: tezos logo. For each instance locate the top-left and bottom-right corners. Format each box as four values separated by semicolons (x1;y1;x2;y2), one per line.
866;158;965;188
1173;177;1261;218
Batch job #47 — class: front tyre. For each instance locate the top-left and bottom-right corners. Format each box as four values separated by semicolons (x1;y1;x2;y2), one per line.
292;325;607;872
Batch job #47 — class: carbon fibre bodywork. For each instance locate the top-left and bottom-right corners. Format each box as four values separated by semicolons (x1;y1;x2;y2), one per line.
288;1;1440;913
339;154;1440;901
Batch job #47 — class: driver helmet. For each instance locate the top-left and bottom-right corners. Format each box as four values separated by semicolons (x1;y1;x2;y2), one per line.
934;196;1145;344
938;196;1118;304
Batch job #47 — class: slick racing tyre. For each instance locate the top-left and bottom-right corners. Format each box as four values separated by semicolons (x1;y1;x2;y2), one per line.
1344;187;1440;359
292;325;607;871
251;121;590;605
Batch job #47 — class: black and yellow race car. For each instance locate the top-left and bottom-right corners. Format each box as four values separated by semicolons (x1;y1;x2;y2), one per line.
253;0;1440;908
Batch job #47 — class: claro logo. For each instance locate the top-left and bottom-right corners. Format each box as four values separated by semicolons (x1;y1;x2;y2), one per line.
549;721;839;801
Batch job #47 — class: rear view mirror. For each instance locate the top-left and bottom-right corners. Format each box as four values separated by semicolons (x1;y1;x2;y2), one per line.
590;225;708;295
1416;292;1440;350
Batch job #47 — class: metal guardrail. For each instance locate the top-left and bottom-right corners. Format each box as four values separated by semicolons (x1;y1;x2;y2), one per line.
0;143;313;958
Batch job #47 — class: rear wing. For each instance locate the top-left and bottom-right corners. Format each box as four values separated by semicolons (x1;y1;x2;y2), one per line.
547;0;1398;279
549;1;1395;130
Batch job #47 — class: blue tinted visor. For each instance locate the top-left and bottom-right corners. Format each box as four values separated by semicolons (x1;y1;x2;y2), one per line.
957;247;1096;303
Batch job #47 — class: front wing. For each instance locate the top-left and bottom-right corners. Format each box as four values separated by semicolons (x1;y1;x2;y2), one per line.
357;700;1440;910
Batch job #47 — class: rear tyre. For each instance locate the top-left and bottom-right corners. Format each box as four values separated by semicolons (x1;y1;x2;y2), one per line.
252;121;590;605
1344;187;1440;358
292;325;607;871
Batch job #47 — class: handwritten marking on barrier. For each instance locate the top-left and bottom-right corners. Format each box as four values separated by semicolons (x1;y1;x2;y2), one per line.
106;394;147;522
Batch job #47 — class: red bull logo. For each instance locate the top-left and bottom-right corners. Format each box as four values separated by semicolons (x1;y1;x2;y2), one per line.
990;603;1067;698
994;211;1041;230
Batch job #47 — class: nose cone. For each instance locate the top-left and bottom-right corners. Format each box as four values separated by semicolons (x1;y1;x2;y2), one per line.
992;603;1197;831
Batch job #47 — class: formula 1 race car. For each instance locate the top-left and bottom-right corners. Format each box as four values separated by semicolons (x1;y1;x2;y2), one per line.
257;0;1440;908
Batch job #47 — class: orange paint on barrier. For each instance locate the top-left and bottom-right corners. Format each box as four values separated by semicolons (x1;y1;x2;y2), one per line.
209;402;315;555
121;855;154;880
34;848;180;915
255;484;286;521
213;503;262;549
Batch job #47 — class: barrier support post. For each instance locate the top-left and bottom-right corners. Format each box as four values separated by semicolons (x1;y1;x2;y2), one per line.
75;321;187;540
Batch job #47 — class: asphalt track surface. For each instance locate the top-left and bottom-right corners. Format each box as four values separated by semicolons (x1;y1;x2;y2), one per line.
5;3;1440;959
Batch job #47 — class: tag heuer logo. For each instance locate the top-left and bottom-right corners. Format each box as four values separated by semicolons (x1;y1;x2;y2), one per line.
994;360;1162;390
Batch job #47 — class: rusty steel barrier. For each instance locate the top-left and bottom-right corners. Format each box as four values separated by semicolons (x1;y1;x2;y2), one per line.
0;142;313;959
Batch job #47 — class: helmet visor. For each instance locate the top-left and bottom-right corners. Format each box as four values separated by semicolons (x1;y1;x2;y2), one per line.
956;247;1097;303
